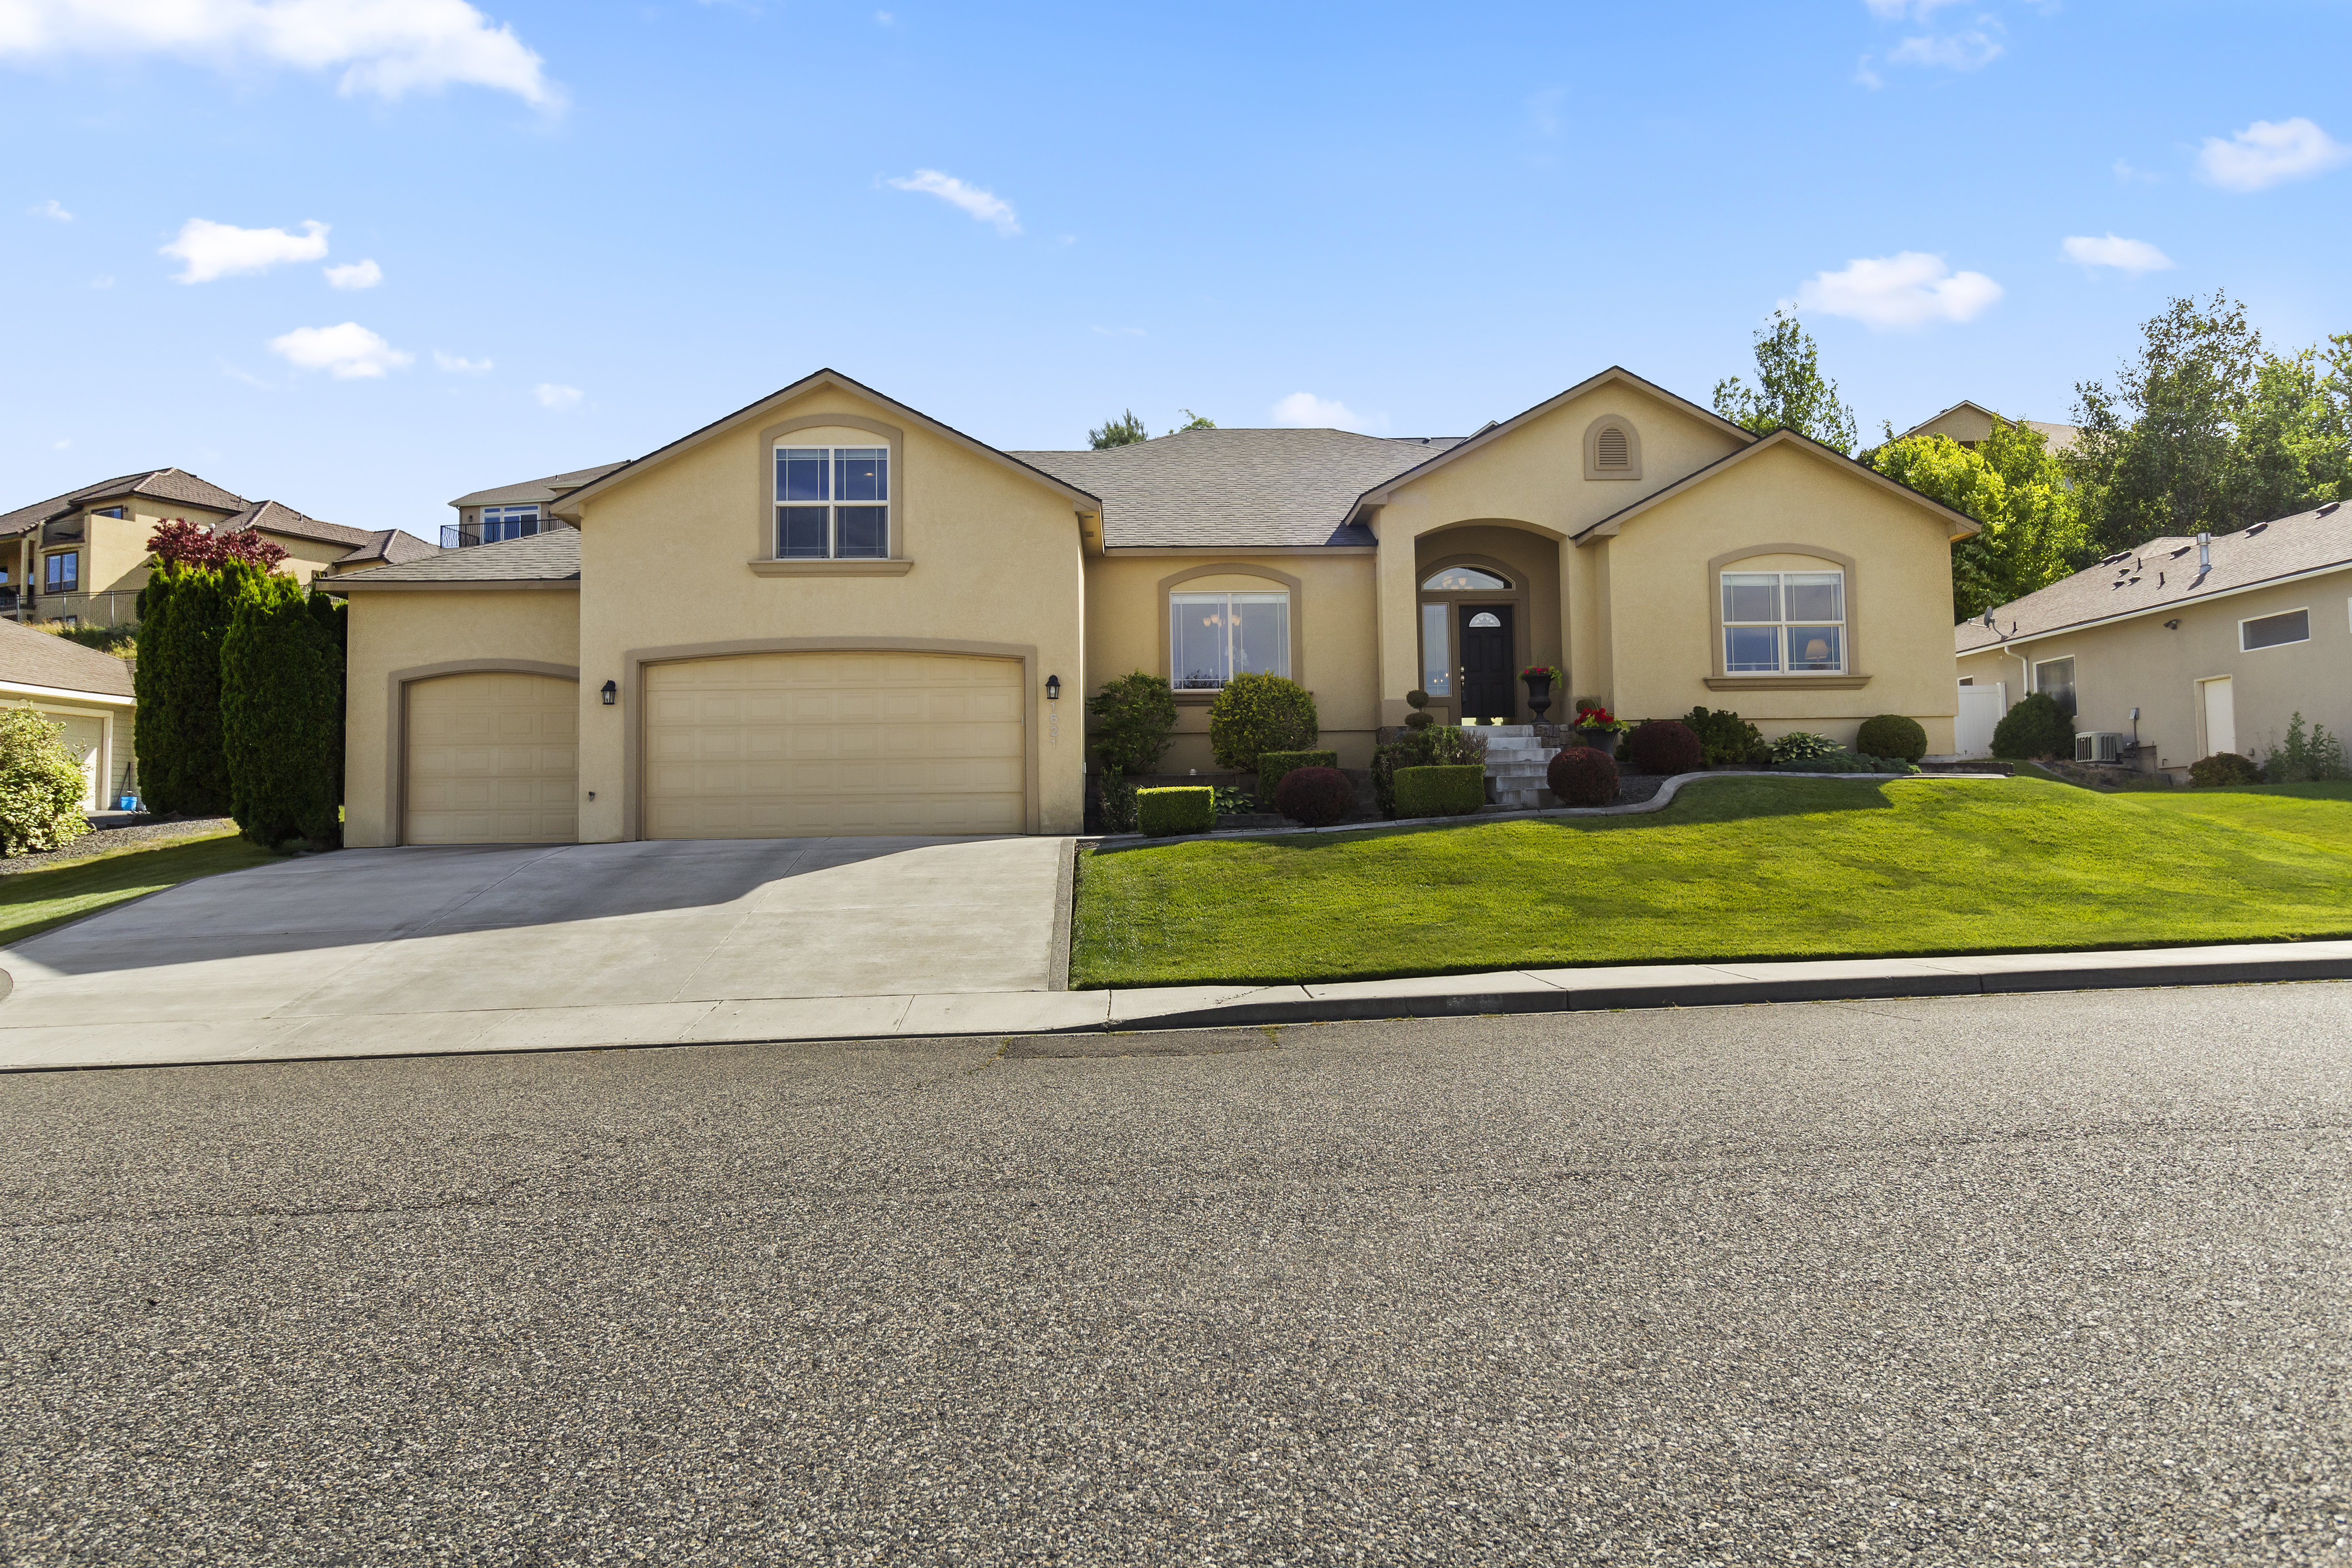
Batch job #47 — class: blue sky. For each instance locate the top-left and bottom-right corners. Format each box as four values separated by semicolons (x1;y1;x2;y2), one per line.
5;0;2350;534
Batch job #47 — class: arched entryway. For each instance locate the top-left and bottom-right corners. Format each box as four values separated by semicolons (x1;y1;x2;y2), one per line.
1413;525;1564;723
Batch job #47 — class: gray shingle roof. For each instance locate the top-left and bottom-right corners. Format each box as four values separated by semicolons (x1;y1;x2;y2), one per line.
336;529;441;566
0;618;135;698
219;499;375;550
1009;429;1466;549
1957;502;2352;652
1;468;248;537
334;527;580;585
450;463;632;510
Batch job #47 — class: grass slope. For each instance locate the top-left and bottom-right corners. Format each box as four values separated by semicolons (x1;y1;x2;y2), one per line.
0;831;274;950
1072;776;2352;989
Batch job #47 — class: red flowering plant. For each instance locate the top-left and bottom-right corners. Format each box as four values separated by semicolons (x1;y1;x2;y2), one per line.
1519;664;1563;685
1573;702;1628;732
147;519;289;571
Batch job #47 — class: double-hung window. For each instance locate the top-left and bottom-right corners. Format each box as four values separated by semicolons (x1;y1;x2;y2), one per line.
1170;591;1289;689
480;504;540;543
1722;570;1845;674
775;445;889;559
44;552;80;594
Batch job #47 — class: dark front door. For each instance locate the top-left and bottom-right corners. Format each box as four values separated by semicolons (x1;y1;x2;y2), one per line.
1457;605;1515;720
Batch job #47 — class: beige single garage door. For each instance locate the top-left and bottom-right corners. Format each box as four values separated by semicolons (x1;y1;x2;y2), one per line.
405;672;578;844
49;715;103;813
643;651;1025;838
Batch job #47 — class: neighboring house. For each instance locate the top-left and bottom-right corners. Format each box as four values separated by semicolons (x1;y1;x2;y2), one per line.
1899;399;2081;456
0;471;433;627
330;365;1978;847
0;619;137;811
330;529;444;576
443;464;628;549
1954;501;2352;775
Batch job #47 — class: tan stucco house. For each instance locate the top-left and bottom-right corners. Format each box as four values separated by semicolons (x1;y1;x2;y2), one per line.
1955;501;2352;777
332;366;1980;847
0;619;137;811
0;470;436;627
1899;399;2081;456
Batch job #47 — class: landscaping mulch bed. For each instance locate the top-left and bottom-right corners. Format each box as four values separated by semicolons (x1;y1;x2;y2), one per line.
0;816;237;877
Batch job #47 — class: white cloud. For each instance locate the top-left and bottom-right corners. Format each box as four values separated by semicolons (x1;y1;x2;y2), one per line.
1271;392;1369;431
1525;85;1566;138
1863;0;1967;16
1854;55;1883;90
1887;29;2001;69
535;382;581;409
873;9;894;22
162;217;328;282
53;438;69;449
2060;233;2174;277
0;0;559;108
885;169;1020;235
267;321;411;378
29;197;71;220
2195;117;2351;192
433;350;492;373
88;273;112;288
1795;251;2003;330
323;257;381;289
2112;157;2162;185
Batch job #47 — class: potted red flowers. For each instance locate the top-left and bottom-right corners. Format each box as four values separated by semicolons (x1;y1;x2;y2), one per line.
1573;702;1626;758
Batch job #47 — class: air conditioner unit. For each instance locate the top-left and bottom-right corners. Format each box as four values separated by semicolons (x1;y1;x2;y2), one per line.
2075;731;2126;764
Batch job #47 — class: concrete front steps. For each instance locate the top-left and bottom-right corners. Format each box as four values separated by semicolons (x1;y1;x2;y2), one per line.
1481;725;1563;810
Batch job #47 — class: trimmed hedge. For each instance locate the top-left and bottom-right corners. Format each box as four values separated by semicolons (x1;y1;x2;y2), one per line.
1546;745;1619;807
1256;748;1337;799
1856;713;1929;762
2189;751;2263;787
1625;718;1702;776
1207;673;1318;773
1371;725;1488;817
1992;692;2073;760
1274;765;1354;827
1137;786;1214;838
222;573;346;846
1395;764;1485;818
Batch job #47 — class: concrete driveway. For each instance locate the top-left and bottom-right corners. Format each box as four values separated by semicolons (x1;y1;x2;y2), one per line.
0;836;1070;1070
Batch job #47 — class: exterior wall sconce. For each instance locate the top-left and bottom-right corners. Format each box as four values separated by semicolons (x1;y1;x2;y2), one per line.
600;680;617;705
2163;619;2180;630
1045;674;1061;701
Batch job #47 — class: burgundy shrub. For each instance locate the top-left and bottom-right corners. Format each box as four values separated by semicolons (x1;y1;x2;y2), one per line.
1546;746;1619;808
1274;765;1356;827
1624;718;1702;776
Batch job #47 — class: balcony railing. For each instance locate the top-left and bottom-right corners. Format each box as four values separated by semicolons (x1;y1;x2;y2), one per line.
442;523;546;549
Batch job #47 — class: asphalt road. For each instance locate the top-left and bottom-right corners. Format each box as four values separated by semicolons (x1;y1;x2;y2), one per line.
5;983;2352;1565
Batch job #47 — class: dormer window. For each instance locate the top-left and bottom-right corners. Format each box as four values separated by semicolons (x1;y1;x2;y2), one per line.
481;504;540;543
775;444;890;559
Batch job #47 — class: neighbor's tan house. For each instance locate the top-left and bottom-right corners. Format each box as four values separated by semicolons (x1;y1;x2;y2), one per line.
1956;501;2352;777
331;366;1980;846
0;470;437;627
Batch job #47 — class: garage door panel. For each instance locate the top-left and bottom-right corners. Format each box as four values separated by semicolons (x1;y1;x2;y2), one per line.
406;673;578;845
643;652;1024;839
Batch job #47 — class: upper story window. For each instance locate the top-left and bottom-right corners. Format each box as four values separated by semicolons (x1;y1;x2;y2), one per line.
1171;590;1289;689
90;507;124;519
481;504;541;543
44;551;81;593
775;445;890;559
1722;570;1844;673
2241;608;2309;651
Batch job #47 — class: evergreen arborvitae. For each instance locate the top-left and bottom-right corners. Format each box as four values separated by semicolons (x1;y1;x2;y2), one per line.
131;570;177;810
222;573;345;846
149;564;247;817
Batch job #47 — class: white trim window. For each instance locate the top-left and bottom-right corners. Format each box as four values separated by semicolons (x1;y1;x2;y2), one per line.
2240;608;2309;651
1171;590;1289;689
775;445;889;560
2034;656;2076;717
480;504;540;543
1721;569;1844;673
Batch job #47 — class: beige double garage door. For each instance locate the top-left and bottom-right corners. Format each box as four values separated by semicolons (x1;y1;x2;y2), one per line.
403;652;1025;845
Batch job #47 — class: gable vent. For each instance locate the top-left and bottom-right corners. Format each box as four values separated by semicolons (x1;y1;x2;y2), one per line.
1595;426;1629;469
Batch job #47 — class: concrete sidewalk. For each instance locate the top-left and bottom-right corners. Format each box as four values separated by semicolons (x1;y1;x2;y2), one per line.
8;936;2348;1072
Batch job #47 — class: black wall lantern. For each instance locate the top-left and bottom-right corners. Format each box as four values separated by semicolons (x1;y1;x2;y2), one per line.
600;680;617;706
1045;674;1062;701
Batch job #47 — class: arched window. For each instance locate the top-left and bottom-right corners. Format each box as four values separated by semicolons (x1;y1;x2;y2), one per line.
1422;566;1511;592
1583;416;1642;480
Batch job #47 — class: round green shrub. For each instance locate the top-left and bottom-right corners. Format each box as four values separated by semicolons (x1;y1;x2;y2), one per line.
1208;673;1319;773
1404;710;1434;730
1991;692;2073;760
1856;713;1929;762
0;707;93;856
1682;706;1768;767
1547;745;1618;807
1625;719;1702;776
2189;751;2263;787
1405;690;1431;709
1274;765;1355;827
1085;671;1178;777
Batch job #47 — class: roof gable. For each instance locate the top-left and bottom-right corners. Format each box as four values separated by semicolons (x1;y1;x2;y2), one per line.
1573;427;1983;544
1352;366;1754;511
549;369;1099;519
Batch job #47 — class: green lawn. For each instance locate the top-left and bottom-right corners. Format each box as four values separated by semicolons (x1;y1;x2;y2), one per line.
0;830;276;950
1071;775;2352;989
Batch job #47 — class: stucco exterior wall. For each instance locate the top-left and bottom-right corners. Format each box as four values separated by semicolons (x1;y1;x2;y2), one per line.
1371;384;1748;722
1596;441;1962;752
1955;571;2352;775
570;384;1088;839
343;589;583;847
264;533;353;585
1082;551;1379;770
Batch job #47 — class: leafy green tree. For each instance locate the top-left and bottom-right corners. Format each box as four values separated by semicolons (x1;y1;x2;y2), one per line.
1712;310;1859;454
222;573;345;847
1870;426;2086;619
1171;409;1216;433
1085;671;1179;776
1088;410;1150;448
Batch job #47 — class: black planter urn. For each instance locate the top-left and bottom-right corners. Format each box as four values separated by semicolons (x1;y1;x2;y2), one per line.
1576;727;1619;759
1523;674;1553;720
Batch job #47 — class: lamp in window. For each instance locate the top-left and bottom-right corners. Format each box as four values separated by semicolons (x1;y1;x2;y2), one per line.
1802;637;1831;663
